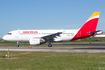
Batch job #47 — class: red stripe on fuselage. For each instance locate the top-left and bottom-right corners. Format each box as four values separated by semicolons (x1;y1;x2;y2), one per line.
71;18;99;41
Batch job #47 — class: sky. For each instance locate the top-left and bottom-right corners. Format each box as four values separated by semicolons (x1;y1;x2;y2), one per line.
0;0;105;38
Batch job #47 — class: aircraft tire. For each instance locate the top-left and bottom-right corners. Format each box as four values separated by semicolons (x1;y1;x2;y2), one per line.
17;44;19;47
48;44;52;47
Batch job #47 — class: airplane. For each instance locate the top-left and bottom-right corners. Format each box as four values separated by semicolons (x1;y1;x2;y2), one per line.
3;12;102;47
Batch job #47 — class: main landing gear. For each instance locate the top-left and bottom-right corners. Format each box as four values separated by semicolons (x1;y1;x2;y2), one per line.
17;42;19;47
48;43;52;47
47;41;52;47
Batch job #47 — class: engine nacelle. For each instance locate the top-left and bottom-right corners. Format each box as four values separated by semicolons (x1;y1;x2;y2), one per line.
29;38;46;45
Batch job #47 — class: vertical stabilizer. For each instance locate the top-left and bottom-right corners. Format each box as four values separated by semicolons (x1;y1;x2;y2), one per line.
71;12;100;41
82;12;100;31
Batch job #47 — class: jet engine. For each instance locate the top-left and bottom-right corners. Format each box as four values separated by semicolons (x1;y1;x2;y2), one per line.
29;38;46;45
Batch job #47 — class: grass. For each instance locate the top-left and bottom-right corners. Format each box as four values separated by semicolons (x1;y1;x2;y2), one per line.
0;51;105;70
0;37;105;70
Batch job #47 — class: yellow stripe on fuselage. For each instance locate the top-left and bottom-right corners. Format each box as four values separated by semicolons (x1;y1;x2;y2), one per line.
88;12;100;20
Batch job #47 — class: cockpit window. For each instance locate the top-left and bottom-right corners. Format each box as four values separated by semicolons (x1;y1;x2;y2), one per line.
8;33;12;35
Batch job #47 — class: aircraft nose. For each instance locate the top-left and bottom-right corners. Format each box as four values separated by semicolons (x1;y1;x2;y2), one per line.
3;35;7;40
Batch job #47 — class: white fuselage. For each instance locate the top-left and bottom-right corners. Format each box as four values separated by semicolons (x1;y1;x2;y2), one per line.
3;29;79;42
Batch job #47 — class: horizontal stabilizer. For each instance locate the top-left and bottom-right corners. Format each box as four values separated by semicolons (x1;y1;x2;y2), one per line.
88;30;103;35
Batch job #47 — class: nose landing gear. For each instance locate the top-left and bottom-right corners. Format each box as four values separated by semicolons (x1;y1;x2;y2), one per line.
17;42;19;47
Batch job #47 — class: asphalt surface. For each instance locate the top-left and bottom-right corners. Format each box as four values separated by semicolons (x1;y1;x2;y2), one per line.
0;43;105;53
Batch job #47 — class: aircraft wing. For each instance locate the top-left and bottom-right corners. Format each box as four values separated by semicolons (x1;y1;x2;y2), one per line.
41;32;62;41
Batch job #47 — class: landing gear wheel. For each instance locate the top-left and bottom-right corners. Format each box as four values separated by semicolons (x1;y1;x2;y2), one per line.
48;44;52;47
17;42;19;47
17;44;19;47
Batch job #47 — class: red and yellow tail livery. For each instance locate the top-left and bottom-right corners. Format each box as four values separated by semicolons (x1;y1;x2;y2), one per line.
71;12;100;41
